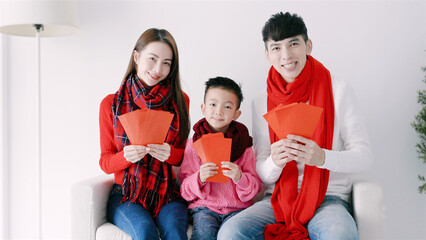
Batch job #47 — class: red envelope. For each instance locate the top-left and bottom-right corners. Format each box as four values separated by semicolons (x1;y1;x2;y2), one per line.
118;109;174;145
263;102;323;139
192;132;232;183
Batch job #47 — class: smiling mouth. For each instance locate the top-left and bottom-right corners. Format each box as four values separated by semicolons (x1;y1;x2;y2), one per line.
282;62;297;69
149;72;160;80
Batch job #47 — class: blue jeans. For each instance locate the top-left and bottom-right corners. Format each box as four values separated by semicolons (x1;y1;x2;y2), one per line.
190;206;241;240
107;184;189;240
218;195;358;240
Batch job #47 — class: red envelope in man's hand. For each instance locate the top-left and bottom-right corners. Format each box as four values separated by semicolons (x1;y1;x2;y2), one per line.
118;109;174;145
263;102;323;140
192;132;232;183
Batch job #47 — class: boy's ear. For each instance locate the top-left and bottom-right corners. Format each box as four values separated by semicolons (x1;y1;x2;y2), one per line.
201;103;206;116
233;109;242;121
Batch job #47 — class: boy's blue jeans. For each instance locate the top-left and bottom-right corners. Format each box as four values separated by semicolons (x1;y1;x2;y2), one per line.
107;184;188;240
217;195;358;240
189;206;241;240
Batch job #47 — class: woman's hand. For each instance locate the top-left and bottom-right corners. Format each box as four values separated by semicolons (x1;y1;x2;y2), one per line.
146;143;171;162
282;134;325;167
199;162;218;183
123;145;148;163
221;161;242;182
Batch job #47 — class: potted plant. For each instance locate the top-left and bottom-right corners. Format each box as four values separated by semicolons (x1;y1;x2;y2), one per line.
412;66;426;194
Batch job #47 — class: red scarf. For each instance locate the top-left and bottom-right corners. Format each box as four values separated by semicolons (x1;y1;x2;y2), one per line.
112;73;183;217
192;118;253;162
264;56;335;239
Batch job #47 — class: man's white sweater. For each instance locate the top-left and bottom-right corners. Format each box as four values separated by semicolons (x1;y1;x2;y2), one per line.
251;77;373;202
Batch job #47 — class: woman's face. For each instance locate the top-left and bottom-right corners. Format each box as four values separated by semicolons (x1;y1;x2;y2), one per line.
133;41;173;87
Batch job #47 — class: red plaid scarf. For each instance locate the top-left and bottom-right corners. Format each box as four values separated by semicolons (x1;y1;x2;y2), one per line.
264;56;335;239
192;118;253;162
112;73;183;217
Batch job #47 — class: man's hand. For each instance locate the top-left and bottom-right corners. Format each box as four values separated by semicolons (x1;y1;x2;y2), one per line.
271;139;293;168
282;134;325;167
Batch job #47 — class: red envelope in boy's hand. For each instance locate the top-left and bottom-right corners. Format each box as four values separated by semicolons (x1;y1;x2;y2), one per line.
192;132;232;183
118;109;174;145
263;102;323;140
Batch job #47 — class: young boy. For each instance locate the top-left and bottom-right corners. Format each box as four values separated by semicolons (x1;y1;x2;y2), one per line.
217;12;372;240
179;77;262;240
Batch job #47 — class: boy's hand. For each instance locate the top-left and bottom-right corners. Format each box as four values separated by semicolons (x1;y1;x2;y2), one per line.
146;143;171;162
199;162;218;183
123;145;148;163
221;161;242;182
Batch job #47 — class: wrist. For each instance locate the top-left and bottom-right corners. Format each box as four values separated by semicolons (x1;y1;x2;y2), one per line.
318;149;325;166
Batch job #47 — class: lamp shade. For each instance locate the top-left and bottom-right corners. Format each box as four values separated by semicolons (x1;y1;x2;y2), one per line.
0;0;78;37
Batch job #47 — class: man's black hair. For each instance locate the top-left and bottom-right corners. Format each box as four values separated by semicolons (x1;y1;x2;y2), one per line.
204;76;243;109
262;12;308;48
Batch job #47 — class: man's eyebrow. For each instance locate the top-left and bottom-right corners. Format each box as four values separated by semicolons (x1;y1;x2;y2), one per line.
269;42;281;48
288;38;301;43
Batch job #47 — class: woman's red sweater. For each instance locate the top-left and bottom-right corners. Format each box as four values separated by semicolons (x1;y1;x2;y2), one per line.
98;93;189;185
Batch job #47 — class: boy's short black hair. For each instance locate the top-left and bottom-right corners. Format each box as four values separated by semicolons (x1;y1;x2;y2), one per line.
262;12;308;49
204;76;243;109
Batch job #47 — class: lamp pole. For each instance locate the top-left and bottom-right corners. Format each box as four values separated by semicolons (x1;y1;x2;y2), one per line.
34;23;43;240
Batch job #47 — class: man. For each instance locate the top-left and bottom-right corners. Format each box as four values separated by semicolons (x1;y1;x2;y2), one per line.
217;12;372;240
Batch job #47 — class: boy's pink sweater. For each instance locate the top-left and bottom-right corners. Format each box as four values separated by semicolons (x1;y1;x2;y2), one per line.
179;138;262;215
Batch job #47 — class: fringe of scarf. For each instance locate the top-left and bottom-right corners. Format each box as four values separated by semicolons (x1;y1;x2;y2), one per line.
112;73;183;217
264;56;334;239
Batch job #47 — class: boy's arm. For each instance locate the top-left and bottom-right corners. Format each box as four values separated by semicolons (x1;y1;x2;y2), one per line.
179;139;210;201
234;147;262;202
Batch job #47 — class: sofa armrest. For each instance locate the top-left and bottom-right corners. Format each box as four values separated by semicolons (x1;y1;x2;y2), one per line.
71;175;114;240
352;181;385;240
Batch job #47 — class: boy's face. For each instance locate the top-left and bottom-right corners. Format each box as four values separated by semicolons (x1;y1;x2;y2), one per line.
201;87;241;133
265;35;312;83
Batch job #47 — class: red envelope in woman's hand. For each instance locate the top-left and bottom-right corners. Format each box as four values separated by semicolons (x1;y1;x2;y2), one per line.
263;102;323;140
192;132;232;183
118;109;174;145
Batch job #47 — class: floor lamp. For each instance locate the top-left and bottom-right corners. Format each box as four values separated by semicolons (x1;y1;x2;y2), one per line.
0;1;78;239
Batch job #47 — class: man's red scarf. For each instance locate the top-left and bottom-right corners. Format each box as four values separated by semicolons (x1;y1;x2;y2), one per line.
264;55;335;239
112;73;183;217
192;118;253;162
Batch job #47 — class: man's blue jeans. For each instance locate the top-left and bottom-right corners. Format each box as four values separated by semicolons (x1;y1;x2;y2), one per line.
107;184;188;240
189;206;241;240
217;195;358;240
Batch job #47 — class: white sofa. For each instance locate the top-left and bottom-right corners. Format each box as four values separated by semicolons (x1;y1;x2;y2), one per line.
71;174;385;240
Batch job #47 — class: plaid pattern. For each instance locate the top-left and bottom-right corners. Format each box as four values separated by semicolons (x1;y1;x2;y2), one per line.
112;73;183;217
192;118;253;162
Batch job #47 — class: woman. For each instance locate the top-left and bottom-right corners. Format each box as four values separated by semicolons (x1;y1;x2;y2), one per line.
99;28;190;240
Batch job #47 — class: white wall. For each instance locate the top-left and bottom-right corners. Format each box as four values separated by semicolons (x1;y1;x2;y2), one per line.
1;1;425;239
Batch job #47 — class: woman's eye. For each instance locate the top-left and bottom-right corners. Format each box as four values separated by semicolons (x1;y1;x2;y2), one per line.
164;62;171;66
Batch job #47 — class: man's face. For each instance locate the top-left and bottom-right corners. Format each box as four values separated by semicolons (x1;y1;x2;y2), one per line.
265;35;312;83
